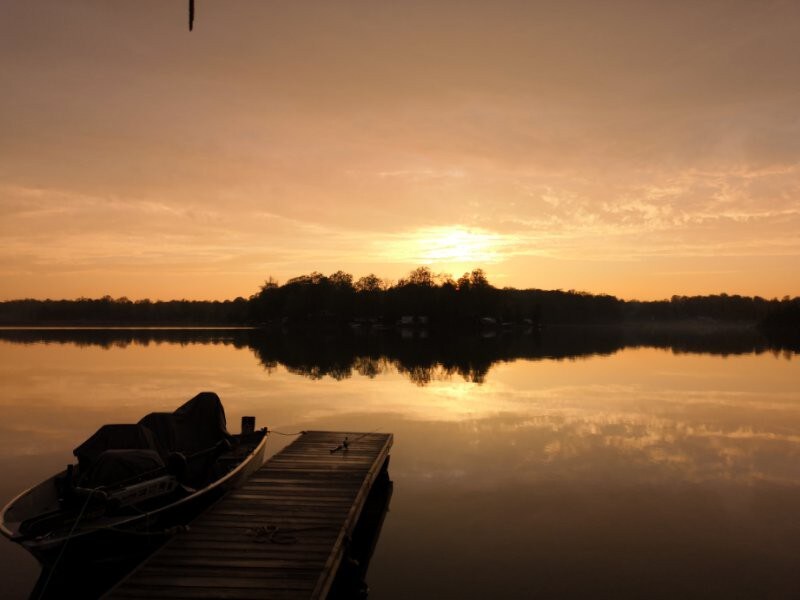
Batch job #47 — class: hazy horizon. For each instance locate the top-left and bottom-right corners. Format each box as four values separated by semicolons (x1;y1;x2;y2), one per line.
2;1;799;301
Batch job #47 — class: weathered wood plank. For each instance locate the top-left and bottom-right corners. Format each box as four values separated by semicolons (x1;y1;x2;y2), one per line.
158;545;331;556
105;431;392;600
111;589;310;600
136;565;320;579
123;575;315;589
112;591;307;600
155;552;327;565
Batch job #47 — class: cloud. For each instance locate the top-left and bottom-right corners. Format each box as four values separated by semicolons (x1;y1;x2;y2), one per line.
1;1;800;298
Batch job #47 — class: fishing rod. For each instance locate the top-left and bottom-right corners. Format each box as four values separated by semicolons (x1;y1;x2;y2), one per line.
330;428;382;454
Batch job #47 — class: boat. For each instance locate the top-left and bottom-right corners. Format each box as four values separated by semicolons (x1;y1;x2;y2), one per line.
0;392;268;567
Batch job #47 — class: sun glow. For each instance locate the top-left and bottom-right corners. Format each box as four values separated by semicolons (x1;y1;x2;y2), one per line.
412;226;511;266
374;226;519;279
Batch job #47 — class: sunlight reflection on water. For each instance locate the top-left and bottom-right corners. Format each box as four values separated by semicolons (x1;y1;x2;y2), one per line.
0;337;798;598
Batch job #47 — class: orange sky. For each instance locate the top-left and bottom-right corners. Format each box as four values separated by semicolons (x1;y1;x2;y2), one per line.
1;1;799;301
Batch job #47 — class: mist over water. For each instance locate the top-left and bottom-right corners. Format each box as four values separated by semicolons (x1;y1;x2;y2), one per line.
0;330;798;598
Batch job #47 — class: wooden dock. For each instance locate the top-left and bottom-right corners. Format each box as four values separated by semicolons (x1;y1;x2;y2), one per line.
106;430;393;600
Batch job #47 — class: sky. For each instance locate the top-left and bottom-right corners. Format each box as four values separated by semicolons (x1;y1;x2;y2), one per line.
1;0;799;301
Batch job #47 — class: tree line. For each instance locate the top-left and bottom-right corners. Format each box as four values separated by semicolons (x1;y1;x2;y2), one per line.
0;296;250;326
0;267;798;333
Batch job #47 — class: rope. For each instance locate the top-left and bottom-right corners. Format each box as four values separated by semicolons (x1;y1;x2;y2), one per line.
127;502;152;537
36;487;99;600
269;430;305;436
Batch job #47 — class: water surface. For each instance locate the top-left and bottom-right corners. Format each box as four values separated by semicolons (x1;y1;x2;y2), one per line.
1;330;798;599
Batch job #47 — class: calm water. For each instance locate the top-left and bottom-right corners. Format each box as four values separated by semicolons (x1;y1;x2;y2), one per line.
1;330;799;599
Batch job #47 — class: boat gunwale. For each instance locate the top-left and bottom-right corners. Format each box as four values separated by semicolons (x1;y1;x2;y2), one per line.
0;479;45;539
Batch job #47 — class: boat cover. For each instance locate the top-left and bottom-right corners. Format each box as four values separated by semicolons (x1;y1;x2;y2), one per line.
73;424;160;471
172;391;232;454
73;392;231;488
82;449;165;487
139;392;232;455
138;412;176;453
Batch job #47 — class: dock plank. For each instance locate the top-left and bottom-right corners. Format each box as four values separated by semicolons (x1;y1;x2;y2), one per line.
105;431;392;600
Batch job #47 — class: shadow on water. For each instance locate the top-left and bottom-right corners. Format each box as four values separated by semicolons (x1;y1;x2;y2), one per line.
328;459;393;600
30;553;149;600
0;325;796;386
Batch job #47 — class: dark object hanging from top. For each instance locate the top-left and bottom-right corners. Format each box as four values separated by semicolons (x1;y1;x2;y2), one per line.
189;0;195;31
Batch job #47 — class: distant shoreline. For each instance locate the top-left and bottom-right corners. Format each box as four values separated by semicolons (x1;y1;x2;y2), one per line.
0;318;766;331
0;325;254;330
0;319;760;329
1;268;797;334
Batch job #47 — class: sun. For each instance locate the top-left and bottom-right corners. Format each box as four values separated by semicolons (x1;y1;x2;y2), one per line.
378;226;514;274
415;226;506;265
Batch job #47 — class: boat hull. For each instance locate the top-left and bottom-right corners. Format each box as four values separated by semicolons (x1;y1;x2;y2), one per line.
4;430;267;567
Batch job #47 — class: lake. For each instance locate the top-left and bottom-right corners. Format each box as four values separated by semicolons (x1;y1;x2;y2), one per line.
0;328;798;599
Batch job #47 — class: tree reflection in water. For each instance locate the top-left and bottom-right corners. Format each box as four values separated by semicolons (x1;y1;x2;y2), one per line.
0;325;795;386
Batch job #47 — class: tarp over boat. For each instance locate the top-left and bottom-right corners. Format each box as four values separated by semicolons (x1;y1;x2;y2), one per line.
139;391;232;454
73;392;232;488
73;424;164;488
73;424;160;471
84;449;165;487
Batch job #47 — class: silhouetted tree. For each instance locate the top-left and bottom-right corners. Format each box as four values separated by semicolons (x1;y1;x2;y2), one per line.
355;274;383;292
2;268;798;338
399;266;435;287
